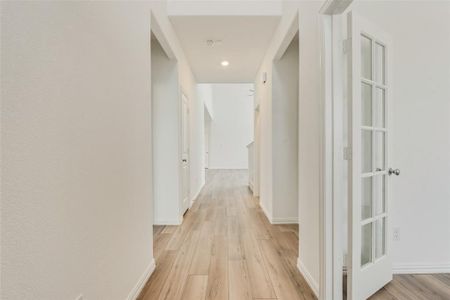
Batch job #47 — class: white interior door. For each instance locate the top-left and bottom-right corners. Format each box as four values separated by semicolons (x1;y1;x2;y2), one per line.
347;11;394;300
181;94;190;214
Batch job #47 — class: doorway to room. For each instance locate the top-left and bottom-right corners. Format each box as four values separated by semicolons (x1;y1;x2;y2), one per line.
151;28;189;226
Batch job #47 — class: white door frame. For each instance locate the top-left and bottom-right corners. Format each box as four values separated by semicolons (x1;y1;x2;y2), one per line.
319;0;353;299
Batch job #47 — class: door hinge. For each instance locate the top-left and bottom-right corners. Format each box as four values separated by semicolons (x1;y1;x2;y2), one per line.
344;147;352;160
343;38;351;54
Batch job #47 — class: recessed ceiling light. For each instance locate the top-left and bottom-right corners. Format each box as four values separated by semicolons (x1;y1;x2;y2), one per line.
221;60;229;67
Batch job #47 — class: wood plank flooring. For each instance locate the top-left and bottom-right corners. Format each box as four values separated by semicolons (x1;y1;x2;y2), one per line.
138;169;316;300
139;169;450;300
370;274;450;300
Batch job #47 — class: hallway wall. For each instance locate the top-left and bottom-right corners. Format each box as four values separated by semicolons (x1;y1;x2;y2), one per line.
1;2;155;299
198;84;214;118
1;2;200;299
187;82;206;203
255;1;323;294
208;84;254;169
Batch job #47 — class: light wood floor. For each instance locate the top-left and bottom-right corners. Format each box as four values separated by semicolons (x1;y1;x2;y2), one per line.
370;274;450;299
138;169;450;300
138;169;316;300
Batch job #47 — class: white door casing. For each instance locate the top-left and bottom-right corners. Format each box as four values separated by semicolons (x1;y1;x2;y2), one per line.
181;93;190;214
347;11;394;300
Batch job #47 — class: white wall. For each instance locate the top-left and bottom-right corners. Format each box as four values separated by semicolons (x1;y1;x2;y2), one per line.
345;1;450;272
196;84;213;173
253;109;261;196
294;4;323;292
198;83;214;119
151;36;181;225
188;85;206;202
255;45;274;220
254;1;323;294
1;2;154;299
167;0;282;16
208;84;254;169
1;1;201;299
183;67;204;204
204;108;212;169
272;36;299;222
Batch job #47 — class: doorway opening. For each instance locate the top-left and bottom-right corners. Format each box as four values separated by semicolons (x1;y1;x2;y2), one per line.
199;83;254;172
151;29;188;228
142;12;317;300
269;32;299;224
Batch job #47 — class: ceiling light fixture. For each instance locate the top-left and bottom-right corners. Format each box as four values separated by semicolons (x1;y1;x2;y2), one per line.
221;60;229;67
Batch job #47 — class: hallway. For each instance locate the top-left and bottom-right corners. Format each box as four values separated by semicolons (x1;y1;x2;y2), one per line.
138;170;316;300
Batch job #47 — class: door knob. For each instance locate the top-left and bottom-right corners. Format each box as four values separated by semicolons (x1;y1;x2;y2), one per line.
182;159;187;163
388;168;400;176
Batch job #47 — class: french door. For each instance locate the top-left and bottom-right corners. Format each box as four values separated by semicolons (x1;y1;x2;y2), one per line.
347;11;395;300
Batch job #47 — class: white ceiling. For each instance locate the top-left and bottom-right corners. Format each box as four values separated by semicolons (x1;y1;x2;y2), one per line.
170;16;280;83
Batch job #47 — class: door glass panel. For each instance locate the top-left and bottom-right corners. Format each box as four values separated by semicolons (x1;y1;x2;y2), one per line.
373;175;385;215
362;130;373;173
374;132;385;171
361;35;372;80
361;223;373;266
374;42;385;84
362;82;373;126
375;88;385;128
375;218;386;259
362;177;372;220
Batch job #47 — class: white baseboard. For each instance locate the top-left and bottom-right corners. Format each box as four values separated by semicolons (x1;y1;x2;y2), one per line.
258;200;297;224
154;217;182;225
270;217;298;224
207;167;249;170
297;258;319;298
342;262;450;275
127;258;156;300
190;182;205;204
259;201;273;223
393;262;450;274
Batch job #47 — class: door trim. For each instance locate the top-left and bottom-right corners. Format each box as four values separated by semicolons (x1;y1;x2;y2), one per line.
319;1;354;299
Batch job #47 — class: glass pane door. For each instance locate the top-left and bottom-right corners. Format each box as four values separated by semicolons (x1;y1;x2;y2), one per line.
348;11;393;300
360;33;388;268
